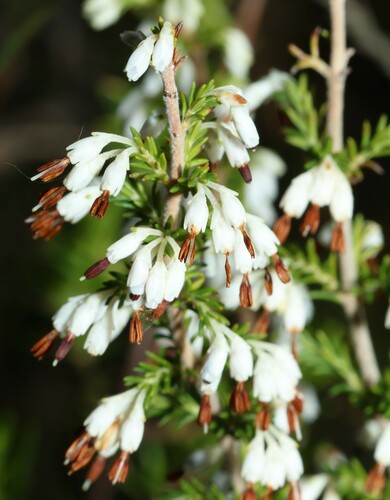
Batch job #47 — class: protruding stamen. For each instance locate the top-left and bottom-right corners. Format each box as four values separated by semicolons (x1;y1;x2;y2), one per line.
26;209;64;240
254;309;270;334
240;273;253;308
241;484;257;500
292;392;304;414
238;164;252;183
229;381;251;414
240;225;255;258
108;451;130;485
32;157;71;182
197;394;212;434
287;403;302;441
225;253;231;288
33;186;67;212
178;232;196;264
67;446;95;474
366;463;386;495
129;311;143;344
264;270;273;296
82;455;107;491
152;300;170;319
82;257;110;280
330;222;345;253
288;482;301;500
31;329;59;360
300;204;320;237
272;254;291;284
64;431;92;466
273;213;292;244
90;190;110;219
256;403;271;430
53;332;76;365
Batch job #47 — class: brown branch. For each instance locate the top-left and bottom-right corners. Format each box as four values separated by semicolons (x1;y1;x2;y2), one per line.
161;58;195;370
327;0;380;386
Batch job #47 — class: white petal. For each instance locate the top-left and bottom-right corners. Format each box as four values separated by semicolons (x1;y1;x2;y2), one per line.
125;35;157;82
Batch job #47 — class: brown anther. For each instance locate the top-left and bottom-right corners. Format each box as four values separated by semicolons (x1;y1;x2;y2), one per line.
240;484;257;500
253;309;271;334
83;257;110;280
197;394;212;432
108;451;130;485
90;190;110;218
27;208;64;240
232;93;248;106
330;222;345;253
300;204;320;237
238;164;252;183
178;231;196;264
129;311;143;344
230;382;251;414
288;482;301;500
253;309;271;333
256;403;271;430
67;445;95;474
365;463;386;495
225;253;231;288
240;225;255;258
84;454;107;489
31;329;59;360
261;486;274;500
65;431;92;465
54;332;76;364
129;293;140;301
272;254;291;284
152;300;170;319
292;392;304;414
287;403;299;435
94;421;120;452
273;213;292;244
264;270;273;296
36;157;71;182
290;330;299;360
240;273;253;308
38;186;67;210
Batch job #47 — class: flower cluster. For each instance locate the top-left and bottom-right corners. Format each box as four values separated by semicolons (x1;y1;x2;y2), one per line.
204;86;260;182
197;320;254;432
241;426;304;499
64;389;146;489
180;181;290;308
31;291;134;364
26;132;138;238
81;227;186;342
196;319;303;441
273;155;354;252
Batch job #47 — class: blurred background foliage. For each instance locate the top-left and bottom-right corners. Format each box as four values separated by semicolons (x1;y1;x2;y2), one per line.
1;0;390;498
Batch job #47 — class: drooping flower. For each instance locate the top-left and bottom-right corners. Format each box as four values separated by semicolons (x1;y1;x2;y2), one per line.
125;21;175;82
366;420;390;495
273;155;354;251
65;389;146;488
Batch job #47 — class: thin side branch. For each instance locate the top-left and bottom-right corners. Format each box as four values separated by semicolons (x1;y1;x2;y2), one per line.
327;0;380;386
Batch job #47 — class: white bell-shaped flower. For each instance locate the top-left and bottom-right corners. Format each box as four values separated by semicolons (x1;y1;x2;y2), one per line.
101;149;132;196
125;35;157;82
164;258;186;302
106;228;161;264
200;332;230;394
57;180;102;223
228;333;253;382
145;260;167;309
183;188;209;234
241;432;265;484
152;21;174;73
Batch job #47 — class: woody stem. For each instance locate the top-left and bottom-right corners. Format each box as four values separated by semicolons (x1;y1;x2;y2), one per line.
327;0;380;386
